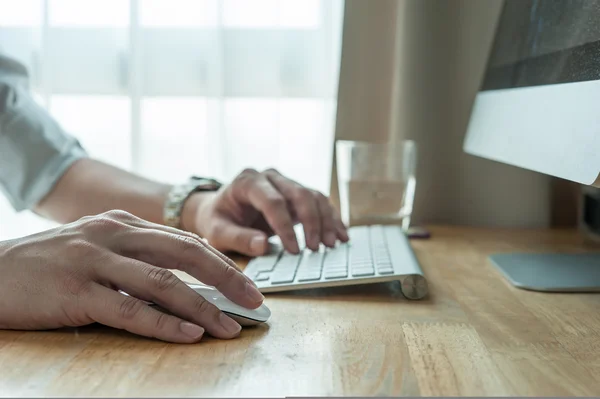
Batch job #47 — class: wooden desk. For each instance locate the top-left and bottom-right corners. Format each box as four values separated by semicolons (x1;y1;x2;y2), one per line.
1;226;600;396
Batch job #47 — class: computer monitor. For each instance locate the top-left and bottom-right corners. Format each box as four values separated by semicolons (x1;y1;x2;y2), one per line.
463;0;600;292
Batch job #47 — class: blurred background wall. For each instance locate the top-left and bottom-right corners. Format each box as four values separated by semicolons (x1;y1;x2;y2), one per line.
331;0;580;228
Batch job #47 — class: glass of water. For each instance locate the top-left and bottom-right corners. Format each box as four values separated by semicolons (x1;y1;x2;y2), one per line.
336;139;417;231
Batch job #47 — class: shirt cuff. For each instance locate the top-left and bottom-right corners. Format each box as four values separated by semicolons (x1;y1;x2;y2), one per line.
0;80;89;212
16;143;88;212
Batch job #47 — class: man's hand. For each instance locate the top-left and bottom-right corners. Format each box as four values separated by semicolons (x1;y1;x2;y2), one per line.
183;168;349;256
0;210;264;344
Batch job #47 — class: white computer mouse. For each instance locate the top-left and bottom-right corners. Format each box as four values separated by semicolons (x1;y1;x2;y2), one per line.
122;283;271;327
184;283;271;326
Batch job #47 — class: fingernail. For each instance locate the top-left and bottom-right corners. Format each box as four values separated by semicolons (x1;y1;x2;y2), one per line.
246;276;259;287
180;322;205;339
309;236;320;251
246;281;264;303
289;238;300;254
219;313;242;335
325;232;337;247
338;228;349;242
250;235;266;254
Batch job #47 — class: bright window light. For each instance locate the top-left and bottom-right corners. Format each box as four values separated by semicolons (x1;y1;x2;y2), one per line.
50;96;132;170
49;0;129;27
223;0;278;28
140;98;210;182
278;99;331;191
223;98;280;179
0;0;42;26
0;0;343;241
0;196;57;241
280;0;320;28
140;0;218;27
32;92;45;107
223;0;320;28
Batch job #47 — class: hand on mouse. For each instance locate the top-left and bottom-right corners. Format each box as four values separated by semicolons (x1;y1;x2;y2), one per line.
0;210;264;343
181;168;349;256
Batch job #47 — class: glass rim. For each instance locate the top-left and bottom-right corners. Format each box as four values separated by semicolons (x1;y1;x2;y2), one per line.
335;139;417;157
335;139;417;147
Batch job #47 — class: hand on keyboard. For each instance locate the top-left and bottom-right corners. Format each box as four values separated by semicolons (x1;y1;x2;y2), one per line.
244;225;428;299
184;168;349;256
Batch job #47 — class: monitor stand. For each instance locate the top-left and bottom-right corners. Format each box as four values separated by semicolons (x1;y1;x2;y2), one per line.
489;253;600;292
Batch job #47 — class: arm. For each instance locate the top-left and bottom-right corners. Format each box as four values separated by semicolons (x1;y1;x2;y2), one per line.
0;53;347;256
0;58;264;342
0;53;179;227
34;158;173;225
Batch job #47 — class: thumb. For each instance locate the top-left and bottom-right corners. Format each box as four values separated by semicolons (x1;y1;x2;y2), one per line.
212;222;269;257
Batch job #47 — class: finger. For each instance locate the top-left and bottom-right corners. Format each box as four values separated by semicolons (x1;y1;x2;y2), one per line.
209;220;269;257
193;234;259;286
100;210;238;267
189;234;259;287
248;216;276;237
263;171;323;251
85;283;206;344
235;173;300;254
121;218;245;272
119;220;259;288
311;191;338;248
95;258;242;339
108;229;264;309
336;222;349;242
331;208;349;242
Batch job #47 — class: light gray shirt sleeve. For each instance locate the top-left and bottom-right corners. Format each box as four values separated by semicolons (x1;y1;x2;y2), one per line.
0;53;88;212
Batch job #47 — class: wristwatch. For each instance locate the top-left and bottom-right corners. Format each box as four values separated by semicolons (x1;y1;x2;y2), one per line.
163;176;222;229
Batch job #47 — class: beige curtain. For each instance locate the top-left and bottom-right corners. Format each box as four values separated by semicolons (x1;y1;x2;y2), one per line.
331;0;579;228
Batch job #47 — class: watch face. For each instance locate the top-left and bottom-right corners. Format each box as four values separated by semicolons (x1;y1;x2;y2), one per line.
190;177;221;191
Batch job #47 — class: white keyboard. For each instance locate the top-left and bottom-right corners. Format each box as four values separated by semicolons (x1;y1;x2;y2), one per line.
244;225;428;299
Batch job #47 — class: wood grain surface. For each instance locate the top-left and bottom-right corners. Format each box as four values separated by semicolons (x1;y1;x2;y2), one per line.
1;226;600;397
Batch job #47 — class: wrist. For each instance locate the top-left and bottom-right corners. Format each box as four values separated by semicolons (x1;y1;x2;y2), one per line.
164;177;222;231
180;191;216;234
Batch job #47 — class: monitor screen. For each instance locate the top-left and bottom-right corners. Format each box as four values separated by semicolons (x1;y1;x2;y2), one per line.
482;0;600;91
463;0;600;186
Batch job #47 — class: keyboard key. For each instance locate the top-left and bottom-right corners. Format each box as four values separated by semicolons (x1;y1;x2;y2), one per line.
297;273;322;282
352;269;375;277
352;261;373;267
326;261;345;266
323;245;348;265
297;249;324;267
295;249;323;282
271;274;296;284
254;271;271;281
324;269;348;279
276;253;302;268
271;269;299;283
378;268;394;275
352;264;374;270
256;263;277;273
269;252;301;284
246;253;280;277
370;225;395;275
349;242;372;267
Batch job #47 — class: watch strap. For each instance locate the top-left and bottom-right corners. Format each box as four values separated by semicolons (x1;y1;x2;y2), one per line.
163;176;222;229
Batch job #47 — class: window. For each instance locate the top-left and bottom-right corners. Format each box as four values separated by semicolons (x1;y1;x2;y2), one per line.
0;0;344;240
